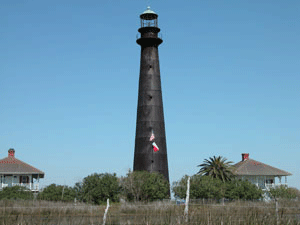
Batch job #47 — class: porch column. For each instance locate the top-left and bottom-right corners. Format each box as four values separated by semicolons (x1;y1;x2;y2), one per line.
279;176;282;184
285;176;287;184
29;175;32;190
37;176;40;191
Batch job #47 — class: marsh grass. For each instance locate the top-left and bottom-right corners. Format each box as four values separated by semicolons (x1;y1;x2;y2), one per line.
0;199;299;224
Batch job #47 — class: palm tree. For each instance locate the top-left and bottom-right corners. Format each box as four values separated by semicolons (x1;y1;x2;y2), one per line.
197;156;234;182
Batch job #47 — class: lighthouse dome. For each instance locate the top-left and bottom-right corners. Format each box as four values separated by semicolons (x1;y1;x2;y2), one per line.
140;6;158;20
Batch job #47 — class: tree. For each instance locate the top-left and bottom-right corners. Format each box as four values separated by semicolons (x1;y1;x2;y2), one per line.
73;181;84;201
172;175;225;200
269;186;298;200
0;186;33;200
38;184;76;202
81;173;121;204
224;179;263;200
121;170;170;201
197;156;234;182
172;174;262;200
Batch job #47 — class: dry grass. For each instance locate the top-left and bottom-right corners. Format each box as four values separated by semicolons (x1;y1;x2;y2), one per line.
0;199;299;224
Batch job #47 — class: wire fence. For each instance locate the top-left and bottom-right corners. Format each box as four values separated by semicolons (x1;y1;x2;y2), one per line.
0;199;299;224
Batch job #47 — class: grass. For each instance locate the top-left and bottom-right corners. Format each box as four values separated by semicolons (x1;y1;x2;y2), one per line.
0;199;299;224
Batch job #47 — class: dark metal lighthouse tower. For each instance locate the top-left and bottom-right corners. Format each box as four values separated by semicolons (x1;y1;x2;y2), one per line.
133;7;169;182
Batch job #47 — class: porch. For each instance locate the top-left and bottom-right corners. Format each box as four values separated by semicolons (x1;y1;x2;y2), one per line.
0;174;41;192
238;175;289;190
264;183;288;190
0;183;40;191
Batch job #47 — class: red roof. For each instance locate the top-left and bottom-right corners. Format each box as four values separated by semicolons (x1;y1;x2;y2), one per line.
233;157;291;176
0;149;44;178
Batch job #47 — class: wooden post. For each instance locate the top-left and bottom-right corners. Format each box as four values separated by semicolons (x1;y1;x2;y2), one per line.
103;199;110;225
184;176;190;222
275;199;279;225
207;212;210;225
61;186;65;201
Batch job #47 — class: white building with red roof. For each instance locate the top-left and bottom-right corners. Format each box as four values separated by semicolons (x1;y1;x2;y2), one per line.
0;148;44;192
233;153;292;191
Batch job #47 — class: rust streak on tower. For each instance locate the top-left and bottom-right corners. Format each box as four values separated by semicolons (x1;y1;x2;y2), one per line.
133;7;169;182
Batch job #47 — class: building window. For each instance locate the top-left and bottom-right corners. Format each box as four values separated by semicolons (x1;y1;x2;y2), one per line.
21;176;28;184
266;179;274;184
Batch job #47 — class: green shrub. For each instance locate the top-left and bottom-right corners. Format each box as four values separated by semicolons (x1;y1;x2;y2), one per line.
172;175;262;200
0;186;33;200
38;184;76;202
121;171;170;201
269;186;299;199
80;173;121;204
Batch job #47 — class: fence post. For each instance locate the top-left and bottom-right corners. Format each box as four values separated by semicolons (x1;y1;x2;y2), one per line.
61;186;65;201
103;199;110;225
275;198;279;225
207;212;210;225
184;176;190;222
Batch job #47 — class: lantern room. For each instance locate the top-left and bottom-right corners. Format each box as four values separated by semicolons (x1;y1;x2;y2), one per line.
140;6;158;28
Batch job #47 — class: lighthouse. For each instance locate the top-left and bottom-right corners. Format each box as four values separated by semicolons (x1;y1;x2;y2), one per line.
133;7;169;182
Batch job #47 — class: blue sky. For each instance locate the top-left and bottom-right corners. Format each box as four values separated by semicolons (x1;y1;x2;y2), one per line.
1;0;299;190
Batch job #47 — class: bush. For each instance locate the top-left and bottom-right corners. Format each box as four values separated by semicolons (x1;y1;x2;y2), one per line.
38;184;76;202
288;187;300;199
121;171;170;201
269;186;299;200
172;175;262;200
0;186;33;200
225;179;263;200
81;173;121;204
73;181;84;201
172;175;224;199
